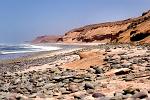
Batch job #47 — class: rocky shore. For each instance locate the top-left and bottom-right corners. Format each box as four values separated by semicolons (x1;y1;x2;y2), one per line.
0;44;150;100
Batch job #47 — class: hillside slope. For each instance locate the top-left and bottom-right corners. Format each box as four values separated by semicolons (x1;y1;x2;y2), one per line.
60;10;150;44
31;35;62;44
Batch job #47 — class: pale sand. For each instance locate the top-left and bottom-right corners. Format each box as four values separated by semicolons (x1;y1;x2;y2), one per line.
15;44;149;73
16;48;82;74
61;49;105;69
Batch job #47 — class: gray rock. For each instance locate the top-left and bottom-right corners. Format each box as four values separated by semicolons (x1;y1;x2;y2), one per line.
120;55;129;60
84;83;94;90
110;64;121;69
60;88;71;94
92;93;105;98
94;67;103;74
114;92;123;97
73;91;87;99
43;83;56;90
123;88;136;95
35;82;44;87
15;95;27;100
73;79;84;83
0;83;10;92
122;94;133;99
131;91;148;99
115;68;131;75
87;68;96;73
132;59;139;64
86;89;94;94
52;76;62;82
14;78;21;85
121;63;132;68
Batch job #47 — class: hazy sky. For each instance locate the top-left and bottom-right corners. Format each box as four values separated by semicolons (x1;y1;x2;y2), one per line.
0;0;150;44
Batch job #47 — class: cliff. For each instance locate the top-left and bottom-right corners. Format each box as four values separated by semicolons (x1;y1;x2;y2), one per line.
60;10;150;44
31;35;62;44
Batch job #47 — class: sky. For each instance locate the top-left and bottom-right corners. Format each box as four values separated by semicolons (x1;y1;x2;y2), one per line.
0;0;150;44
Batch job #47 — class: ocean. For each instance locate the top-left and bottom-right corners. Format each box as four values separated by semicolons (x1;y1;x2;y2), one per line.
0;44;61;60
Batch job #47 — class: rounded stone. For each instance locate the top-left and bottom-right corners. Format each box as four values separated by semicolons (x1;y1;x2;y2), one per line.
84;83;94;90
68;84;79;93
131;91;148;99
92;93;105;98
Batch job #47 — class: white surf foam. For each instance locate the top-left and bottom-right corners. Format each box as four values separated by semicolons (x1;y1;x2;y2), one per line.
0;44;61;54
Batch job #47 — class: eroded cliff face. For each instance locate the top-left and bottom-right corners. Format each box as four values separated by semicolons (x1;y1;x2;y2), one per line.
60;10;150;44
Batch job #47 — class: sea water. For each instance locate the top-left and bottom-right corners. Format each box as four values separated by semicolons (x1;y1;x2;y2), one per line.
0;44;61;60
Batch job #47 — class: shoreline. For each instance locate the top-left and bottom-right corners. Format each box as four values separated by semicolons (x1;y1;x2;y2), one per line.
0;42;100;60
0;42;105;62
0;43;88;74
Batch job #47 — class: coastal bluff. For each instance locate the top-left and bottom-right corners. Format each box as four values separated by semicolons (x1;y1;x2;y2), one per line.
32;10;150;44
59;10;150;44
31;35;62;44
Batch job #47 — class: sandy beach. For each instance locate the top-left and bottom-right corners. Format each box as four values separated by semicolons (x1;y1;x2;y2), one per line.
0;43;150;100
0;0;150;100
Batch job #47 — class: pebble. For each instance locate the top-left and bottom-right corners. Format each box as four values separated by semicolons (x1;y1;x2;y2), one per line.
68;83;79;93
92;93;105;98
84;83;95;90
94;67;103;74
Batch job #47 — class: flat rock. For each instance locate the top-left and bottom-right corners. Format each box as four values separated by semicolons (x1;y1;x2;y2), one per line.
105;68;131;76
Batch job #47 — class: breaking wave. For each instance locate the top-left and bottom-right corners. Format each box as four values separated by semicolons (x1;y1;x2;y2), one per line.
0;44;61;55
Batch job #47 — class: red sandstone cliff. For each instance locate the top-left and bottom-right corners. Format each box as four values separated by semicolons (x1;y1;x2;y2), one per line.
59;10;150;44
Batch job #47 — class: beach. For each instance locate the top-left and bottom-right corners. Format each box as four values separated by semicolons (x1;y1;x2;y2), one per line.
0;43;150;100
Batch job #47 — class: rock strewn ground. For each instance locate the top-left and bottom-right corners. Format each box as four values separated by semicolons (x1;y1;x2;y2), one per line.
0;44;150;100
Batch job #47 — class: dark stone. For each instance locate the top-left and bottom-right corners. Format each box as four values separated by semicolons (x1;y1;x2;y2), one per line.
146;64;150;67
95;67;103;74
131;91;148;99
103;58;109;61
84;83;94;90
92;93;105;98
15;95;26;100
115;69;130;75
123;88;136;95
74;93;86;99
